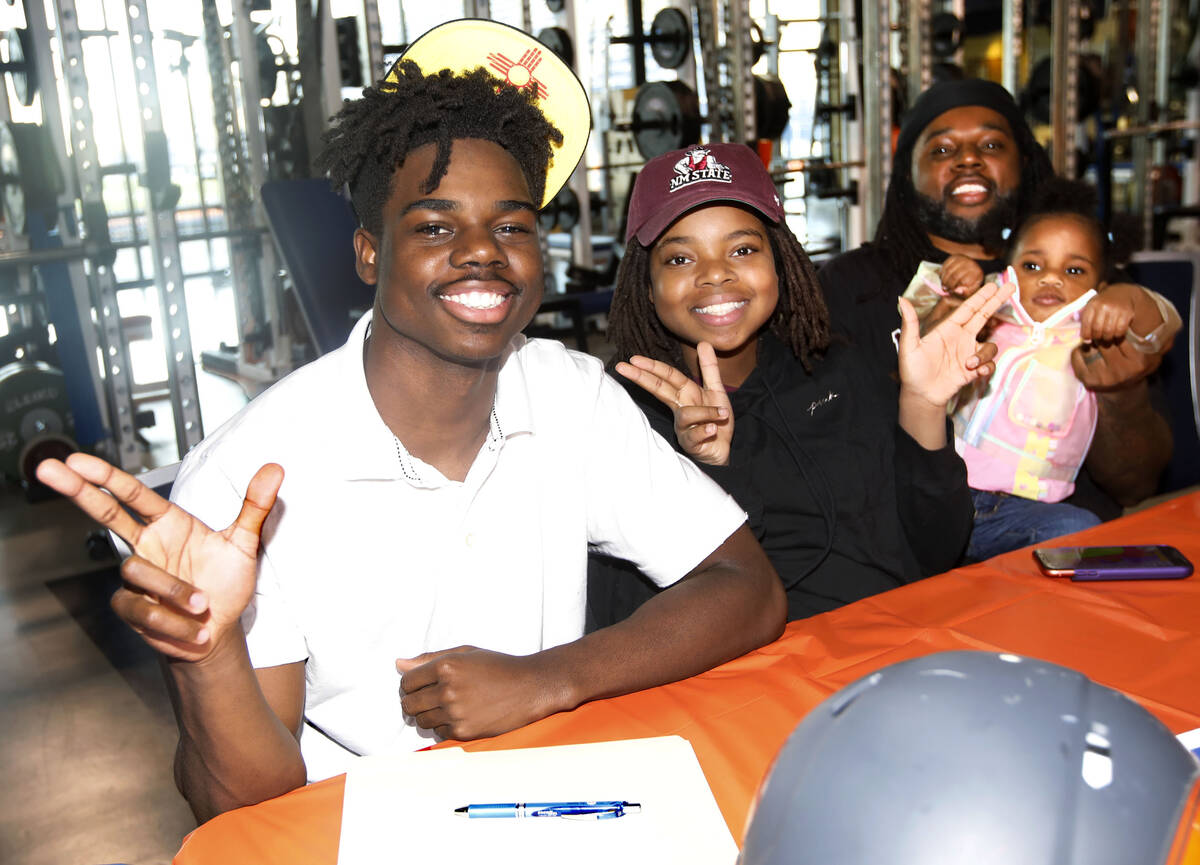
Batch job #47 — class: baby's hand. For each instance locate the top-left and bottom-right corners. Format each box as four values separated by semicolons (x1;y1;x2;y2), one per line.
941;255;985;297
1081;282;1137;344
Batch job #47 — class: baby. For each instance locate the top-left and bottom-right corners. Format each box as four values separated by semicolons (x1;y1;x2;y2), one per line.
903;178;1180;560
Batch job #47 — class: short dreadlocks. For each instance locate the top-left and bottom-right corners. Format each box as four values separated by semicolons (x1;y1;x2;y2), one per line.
608;218;831;372
315;61;563;235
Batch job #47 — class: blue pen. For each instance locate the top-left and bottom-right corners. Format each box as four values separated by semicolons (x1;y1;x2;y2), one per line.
453;800;642;820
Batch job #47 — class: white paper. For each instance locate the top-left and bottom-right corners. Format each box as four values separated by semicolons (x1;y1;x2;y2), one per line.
1178;727;1200;762
336;736;738;865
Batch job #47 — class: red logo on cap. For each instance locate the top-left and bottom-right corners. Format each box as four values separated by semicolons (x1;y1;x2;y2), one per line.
488;48;549;100
670;147;732;191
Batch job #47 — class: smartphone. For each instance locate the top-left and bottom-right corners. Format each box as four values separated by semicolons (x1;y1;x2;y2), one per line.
1033;545;1194;581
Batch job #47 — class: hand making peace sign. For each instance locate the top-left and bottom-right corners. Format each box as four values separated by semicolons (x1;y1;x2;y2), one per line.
615;341;733;466
897;276;1015;409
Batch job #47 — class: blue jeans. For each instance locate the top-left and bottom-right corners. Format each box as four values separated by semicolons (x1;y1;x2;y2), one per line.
967;489;1101;561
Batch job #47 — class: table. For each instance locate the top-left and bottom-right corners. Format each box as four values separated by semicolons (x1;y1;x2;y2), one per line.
175;491;1200;864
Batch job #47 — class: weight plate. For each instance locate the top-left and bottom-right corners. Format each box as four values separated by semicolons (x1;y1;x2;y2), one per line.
0;360;73;482
555;187;580;232
538;199;558;233
5;28;37;107
0;123;26;234
750;21;766;66
8;123;64;222
19;434;76;485
815;37;837;72
930;12;963;59
632;80;701;160
536;27;574;67
650;7;691;70
754;75;791;141
19;406;65;441
537;186;581;233
1022;57;1101;125
255;30;281;102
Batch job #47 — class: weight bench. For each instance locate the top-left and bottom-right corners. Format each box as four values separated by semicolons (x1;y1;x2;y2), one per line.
260;179;376;357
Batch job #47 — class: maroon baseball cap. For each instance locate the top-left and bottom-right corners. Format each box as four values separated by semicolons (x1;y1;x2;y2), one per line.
625;143;785;246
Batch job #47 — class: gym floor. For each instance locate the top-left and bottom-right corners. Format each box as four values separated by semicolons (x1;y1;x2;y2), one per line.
0;487;196;865
0;366;256;865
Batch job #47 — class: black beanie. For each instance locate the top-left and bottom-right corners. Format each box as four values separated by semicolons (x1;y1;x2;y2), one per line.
894;78;1031;171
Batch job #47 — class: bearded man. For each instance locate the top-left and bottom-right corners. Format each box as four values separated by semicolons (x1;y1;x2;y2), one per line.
818;78;1173;521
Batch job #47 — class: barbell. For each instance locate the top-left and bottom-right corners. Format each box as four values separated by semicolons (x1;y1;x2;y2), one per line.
610;7;693;71
623;76;792;159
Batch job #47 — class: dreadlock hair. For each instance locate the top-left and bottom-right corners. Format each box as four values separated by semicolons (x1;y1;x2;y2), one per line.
608;217;831;373
315;61;563;236
871;106;1053;286
1009;176;1127;281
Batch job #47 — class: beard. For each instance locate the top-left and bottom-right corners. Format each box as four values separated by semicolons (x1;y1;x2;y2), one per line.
913;189;1018;252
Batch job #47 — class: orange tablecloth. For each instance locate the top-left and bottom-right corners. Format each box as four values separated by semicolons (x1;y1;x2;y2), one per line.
175;491;1200;864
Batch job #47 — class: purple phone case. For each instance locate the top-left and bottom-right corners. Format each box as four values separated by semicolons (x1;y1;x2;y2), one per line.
1069;564;1193;581
1035;545;1194;581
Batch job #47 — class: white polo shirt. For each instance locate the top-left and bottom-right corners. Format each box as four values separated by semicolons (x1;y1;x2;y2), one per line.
171;312;746;779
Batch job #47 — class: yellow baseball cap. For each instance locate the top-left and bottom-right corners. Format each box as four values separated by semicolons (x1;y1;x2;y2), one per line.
385;18;590;209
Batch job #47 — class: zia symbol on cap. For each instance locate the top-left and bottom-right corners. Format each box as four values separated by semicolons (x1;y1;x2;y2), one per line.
487;47;549;100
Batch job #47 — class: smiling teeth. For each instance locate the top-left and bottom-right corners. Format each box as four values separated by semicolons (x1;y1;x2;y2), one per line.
443;291;506;310
953;183;987;195
695;300;747;315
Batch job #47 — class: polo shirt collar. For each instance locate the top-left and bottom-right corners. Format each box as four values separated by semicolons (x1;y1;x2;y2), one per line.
326;312;535;481
493;333;535;438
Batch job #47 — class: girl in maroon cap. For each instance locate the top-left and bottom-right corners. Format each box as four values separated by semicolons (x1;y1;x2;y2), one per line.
589;142;1011;624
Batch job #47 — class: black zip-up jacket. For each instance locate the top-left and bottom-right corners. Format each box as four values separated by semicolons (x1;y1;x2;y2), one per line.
587;331;973;625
